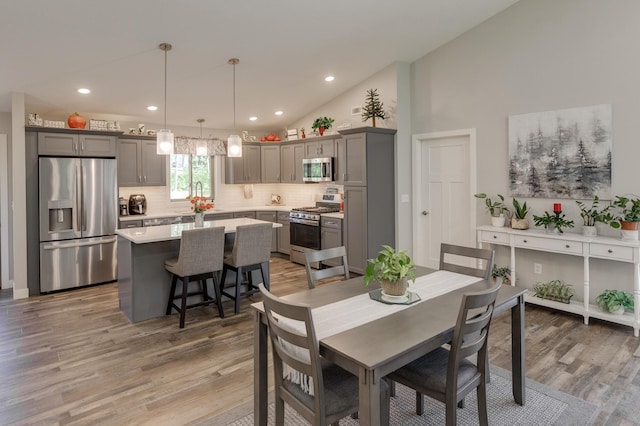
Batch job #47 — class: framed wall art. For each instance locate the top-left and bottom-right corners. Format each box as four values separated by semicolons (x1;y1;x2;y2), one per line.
508;104;612;199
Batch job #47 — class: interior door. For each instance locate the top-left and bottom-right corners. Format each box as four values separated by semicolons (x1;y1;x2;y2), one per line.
413;130;476;269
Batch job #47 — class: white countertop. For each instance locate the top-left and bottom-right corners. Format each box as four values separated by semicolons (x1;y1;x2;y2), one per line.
119;205;294;222
116;218;283;244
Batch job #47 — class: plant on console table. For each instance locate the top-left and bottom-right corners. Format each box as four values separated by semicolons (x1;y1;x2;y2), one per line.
311;116;335;136
474;193;509;227
595;289;634;315
532;279;574;304
609;195;640;240
533;211;574;234
363;245;416;296
576;195;613;237
511;198;530;230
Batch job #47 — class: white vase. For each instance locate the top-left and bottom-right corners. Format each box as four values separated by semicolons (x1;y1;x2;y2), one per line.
194;212;204;228
490;214;505;227
582;225;597;237
621;229;638;241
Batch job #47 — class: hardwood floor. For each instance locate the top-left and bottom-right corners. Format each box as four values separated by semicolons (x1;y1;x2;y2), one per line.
0;257;637;425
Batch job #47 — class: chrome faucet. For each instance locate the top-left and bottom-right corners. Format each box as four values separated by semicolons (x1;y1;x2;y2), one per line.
195;181;203;198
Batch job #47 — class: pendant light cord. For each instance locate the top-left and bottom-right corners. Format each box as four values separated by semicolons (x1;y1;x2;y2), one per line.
228;58;239;132
164;48;168;129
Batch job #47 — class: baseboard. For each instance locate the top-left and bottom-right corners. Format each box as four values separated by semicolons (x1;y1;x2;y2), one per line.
12;282;29;299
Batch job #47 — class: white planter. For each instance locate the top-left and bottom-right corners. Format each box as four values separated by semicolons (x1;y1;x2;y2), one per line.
621;229;638;241
490;214;505;227
582;225;597;237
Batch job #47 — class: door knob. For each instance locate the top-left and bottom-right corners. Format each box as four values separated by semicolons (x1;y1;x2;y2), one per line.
422;211;429;216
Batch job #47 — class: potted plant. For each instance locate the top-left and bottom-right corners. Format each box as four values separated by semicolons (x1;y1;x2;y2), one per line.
474;193;508;227
511;198;530;230
311;116;335;136
533;211;575;234
363;245;416;296
609;195;640;240
491;264;511;285
595;289;634;315
532;279;575;304
576;196;613;237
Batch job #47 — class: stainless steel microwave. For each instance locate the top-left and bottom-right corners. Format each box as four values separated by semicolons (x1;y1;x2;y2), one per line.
302;157;334;182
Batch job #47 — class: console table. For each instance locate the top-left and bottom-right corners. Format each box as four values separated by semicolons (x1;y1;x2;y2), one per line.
477;225;640;336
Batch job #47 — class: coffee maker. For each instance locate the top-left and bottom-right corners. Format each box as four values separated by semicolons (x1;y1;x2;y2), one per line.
119;197;128;216
128;194;147;215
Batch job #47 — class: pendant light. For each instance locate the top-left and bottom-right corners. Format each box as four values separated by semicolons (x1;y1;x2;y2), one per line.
196;118;208;156
227;58;242;157
157;43;174;155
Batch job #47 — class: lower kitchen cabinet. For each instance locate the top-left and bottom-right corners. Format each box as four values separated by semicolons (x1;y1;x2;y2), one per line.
118;219;143;229
257;211;278;252
277;211;291;255
204;212;234;221
321;216;343;267
233;211;256;219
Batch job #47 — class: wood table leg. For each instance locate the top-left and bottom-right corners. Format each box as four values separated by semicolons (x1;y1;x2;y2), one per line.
359;367;381;426
254;310;268;426
511;294;526;405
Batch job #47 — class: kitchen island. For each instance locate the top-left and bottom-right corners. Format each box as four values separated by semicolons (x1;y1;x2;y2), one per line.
116;218;282;323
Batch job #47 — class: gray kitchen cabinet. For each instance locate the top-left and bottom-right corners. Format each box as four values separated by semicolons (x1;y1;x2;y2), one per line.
205;212;234;221
37;131;117;157
225;143;261;184
233;211;256;219
305;137;335;158
277;210;291;255
335;132;366;186
257;211;278;252
181;215;195;223
340;127;396;274
320;216;343;267
280;142;305;183
118;219;143;229
118;136;166;187
261;144;281;183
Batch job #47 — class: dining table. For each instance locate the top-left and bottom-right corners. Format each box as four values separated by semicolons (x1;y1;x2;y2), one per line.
251;266;527;426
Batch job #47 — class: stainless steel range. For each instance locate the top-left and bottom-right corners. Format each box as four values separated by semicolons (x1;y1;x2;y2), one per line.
290;198;341;268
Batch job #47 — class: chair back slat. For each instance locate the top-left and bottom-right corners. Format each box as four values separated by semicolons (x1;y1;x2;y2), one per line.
305;246;349;289
439;243;495;280
175;226;225;276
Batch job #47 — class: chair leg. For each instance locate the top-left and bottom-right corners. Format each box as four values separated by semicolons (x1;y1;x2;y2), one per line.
275;394;285;426
478;381;489;426
201;277;211;301
389;380;396;397
445;393;457;426
212;273;224;318
166;275;177;315
416;391;424;415
219;266;228;314
234;267;242;314
260;261;270;290
179;276;189;328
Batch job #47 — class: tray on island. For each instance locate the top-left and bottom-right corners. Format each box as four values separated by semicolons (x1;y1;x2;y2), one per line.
369;288;421;305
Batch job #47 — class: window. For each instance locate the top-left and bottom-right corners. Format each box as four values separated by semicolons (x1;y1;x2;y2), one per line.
170;154;212;200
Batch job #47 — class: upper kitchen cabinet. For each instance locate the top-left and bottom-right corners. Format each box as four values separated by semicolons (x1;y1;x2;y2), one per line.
335;132;366;186
225;143;261;184
280;141;305;184
35;128;118;157
305;135;336;158
261;144;281;183
118;135;166;187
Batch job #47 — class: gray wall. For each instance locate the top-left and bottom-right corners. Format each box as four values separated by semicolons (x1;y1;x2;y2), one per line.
0;112;12;284
410;0;640;299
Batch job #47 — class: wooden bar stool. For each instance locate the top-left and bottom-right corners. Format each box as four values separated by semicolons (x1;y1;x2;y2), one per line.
165;226;225;328
219;223;273;314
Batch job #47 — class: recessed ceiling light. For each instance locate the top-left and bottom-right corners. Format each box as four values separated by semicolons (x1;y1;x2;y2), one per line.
147;106;158;111
77;88;91;94
324;76;335;82
274;111;283;116
249;116;258;121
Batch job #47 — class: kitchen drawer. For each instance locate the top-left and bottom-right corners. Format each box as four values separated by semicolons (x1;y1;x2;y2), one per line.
233;211;256;219
277;211;290;222
479;230;509;245
590;243;635;262
321;216;342;229
513;235;583;255
119;219;143;229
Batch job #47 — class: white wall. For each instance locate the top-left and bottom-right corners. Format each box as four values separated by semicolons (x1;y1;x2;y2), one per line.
410;0;640;300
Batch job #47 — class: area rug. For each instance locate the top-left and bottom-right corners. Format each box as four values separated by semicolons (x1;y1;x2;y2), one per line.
204;366;598;425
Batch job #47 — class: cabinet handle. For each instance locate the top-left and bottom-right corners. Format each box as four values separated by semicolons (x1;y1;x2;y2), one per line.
144;175;147;183
565;244;570;248
493;235;497;239
138;175;142;183
81;140;84;151
523;239;527;243
608;249;613;253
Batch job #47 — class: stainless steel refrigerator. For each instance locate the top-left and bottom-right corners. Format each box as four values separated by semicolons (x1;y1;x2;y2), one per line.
39;157;118;292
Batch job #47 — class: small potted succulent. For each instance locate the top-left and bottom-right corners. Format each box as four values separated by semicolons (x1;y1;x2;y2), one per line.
511;198;530;230
533;211;575;234
491;264;511;285
363;245;416;296
576;196;613;237
609;195;640;240
595;289;634;315
311;116;335;136
532;279;575;304
474;193;508;227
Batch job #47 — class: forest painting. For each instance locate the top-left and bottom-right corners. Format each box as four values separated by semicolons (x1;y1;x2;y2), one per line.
508;104;612;199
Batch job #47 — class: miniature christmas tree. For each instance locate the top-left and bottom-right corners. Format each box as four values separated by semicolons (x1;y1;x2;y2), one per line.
361;88;387;127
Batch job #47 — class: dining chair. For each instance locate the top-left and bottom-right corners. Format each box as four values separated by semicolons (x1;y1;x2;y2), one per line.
220;223;273;314
439;243;495;280
304;246;350;289
386;282;501;425
258;284;389;426
165;226;225;328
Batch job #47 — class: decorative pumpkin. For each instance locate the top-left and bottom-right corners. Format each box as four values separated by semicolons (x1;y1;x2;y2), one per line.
67;112;86;129
266;133;276;141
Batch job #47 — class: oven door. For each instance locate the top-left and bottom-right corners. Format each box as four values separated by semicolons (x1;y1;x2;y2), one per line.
290;220;321;250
